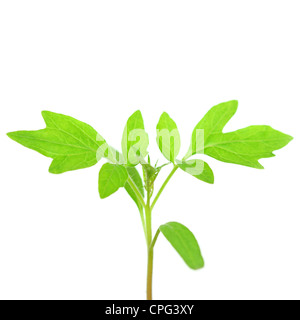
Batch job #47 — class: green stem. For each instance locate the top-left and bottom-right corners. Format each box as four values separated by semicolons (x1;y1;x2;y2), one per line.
145;165;179;300
145;192;153;300
127;176;146;209
145;205;152;247
139;209;147;241
150;229;160;251
150;165;178;211
147;245;153;300
147;228;160;298
127;176;147;242
127;164;175;299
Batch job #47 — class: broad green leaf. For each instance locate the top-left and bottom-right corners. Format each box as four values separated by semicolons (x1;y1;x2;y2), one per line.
98;163;128;199
124;166;145;211
184;100;293;168
159;222;204;270
156;112;180;163
102;147;145;209
121;110;149;166
7;111;107;174
177;159;214;184
203;126;293;169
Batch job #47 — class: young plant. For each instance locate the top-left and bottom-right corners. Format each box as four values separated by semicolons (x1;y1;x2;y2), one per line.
7;100;293;300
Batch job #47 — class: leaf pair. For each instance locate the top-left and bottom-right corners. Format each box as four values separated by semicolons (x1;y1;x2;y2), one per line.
7;101;293;201
155;100;293;186
156;111;215;184
8;100;293;174
7;110;146;208
98;111;147;202
184;100;293;169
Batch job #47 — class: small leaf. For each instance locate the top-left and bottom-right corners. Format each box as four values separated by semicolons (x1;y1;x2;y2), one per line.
184;100;293;168
159;222;204;270
124;166;144;211
121;110;149;166
98;163;128;199
100;146;145;209
156;112;180;163
177;159;214;184
7;111;107;174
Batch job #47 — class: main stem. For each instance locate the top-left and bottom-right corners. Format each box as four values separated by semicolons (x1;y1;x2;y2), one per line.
144;165;178;300
145;192;153;300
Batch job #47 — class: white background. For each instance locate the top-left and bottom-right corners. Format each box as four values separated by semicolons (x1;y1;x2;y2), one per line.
0;1;299;300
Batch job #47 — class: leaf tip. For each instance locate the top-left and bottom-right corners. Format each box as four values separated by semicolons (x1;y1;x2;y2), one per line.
41;110;51;118
286;134;294;144
132;110;142;117
126;110;144;128
257;163;265;169
160;111;169;118
217;99;238;111
48;164;62;175
228;99;239;112
7;132;13;139
190;259;205;270
6;131;19;142
99;192;107;199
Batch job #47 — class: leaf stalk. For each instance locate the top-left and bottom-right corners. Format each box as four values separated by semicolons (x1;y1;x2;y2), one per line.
150;165;179;211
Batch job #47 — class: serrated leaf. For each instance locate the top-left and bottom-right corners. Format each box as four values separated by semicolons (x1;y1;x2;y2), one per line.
177;159;214;184
204;126;293;169
124;166;144;211
7;111;107;174
121;110;149;166
98;163;128;199
184;100;293;168
159;222;204;270
156;112;180;163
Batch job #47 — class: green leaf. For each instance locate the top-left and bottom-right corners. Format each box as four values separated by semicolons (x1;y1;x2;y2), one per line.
203;126;293;169
177;159;214;184
7;111;108;174
121;110;149;166
184;100;293;168
185;100;238;158
98;163;128;199
156;112;180;163
159;222;204;270
124;166;145;211
98;145;124;165
99;145;145;209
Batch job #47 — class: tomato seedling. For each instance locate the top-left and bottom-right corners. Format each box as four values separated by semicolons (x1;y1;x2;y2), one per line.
7;100;293;299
